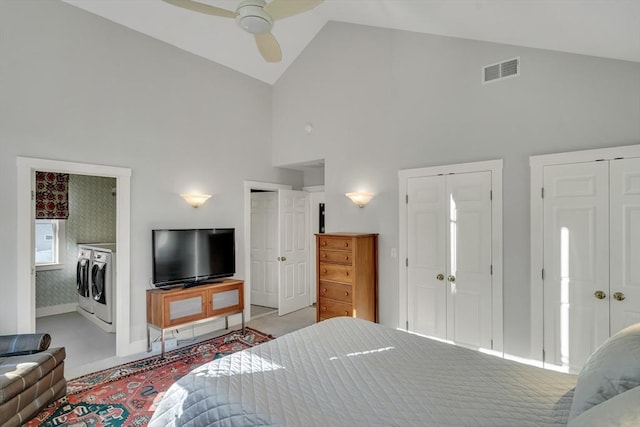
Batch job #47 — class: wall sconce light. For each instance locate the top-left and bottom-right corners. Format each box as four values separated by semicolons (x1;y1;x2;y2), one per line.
180;193;211;208
345;192;374;208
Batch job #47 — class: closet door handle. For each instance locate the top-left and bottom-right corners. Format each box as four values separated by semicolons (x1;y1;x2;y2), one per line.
613;292;625;301
447;275;456;283
436;274;444;281
594;290;606;300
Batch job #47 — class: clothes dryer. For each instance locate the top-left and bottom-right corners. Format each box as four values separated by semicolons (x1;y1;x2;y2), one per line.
91;248;115;329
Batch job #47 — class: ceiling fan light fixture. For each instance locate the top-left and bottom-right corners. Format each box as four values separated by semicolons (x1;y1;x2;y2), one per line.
238;15;271;34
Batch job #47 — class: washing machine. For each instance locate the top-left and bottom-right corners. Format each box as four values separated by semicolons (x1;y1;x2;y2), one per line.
91;246;116;328
76;246;94;314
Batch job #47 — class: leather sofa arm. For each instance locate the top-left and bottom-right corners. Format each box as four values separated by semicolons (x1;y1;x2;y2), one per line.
0;333;51;357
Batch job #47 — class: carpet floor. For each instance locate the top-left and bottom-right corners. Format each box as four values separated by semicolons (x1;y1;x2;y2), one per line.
27;327;273;427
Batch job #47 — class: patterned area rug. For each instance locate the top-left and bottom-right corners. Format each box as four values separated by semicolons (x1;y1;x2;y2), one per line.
27;327;273;427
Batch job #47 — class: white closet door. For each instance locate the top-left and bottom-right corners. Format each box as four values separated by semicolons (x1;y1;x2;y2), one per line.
278;190;310;316
446;172;492;349
610;157;640;334
250;192;278;308
407;171;492;348
543;162;609;372
407;176;447;339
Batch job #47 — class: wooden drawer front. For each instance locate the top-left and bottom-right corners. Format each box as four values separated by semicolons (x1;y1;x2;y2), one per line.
319;281;352;304
318;237;353;251
318;298;352;319
319;263;353;283
319;250;352;265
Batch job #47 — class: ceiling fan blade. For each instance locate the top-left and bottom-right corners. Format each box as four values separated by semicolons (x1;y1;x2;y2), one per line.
163;0;238;19
264;0;323;21
255;32;282;63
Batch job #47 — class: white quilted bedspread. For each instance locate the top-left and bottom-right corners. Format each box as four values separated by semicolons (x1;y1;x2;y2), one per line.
149;317;576;426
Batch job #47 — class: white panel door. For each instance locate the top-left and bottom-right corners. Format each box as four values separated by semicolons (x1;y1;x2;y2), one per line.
610;157;640;334
407;176;447;339
278;190;310;316
407;172;492;348
543;162;609;372
446;172;492;349
250;192;278;308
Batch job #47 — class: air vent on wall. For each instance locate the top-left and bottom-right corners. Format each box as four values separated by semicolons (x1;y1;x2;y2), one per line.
483;57;519;84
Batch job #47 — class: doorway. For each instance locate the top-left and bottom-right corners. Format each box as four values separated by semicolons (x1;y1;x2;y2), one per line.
243;181;312;320
250;190;278;312
16;157;132;357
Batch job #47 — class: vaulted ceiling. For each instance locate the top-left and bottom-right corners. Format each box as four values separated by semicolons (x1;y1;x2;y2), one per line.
63;0;640;85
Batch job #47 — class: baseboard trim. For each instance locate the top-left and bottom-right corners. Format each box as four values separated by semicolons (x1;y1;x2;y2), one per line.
36;303;78;318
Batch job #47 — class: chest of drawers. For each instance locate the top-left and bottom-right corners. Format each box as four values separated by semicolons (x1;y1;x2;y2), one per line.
316;233;378;322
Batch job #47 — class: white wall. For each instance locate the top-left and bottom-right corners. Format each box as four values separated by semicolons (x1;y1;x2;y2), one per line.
272;22;640;357
0;1;302;341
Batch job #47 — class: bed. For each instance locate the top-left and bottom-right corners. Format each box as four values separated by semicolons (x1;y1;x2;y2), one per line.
149;317;640;426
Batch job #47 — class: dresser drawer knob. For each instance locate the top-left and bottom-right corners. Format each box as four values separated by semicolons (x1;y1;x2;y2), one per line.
345;272;349;276
322;253;327;258
322;288;327;293
344;243;349;247
323;269;327;274
322;306;327;311
344;311;349;315
321;241;327;246
344;292;349;296
345;256;349;260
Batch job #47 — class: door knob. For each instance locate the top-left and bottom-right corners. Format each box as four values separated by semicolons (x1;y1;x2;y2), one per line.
447;275;456;282
436;273;444;281
613;292;626;301
594;290;606;300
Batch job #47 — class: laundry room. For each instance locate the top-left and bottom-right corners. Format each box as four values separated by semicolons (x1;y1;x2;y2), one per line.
35;172;117;366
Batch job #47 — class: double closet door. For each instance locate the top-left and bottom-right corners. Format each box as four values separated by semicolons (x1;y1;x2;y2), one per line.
407;171;493;349
543;157;640;372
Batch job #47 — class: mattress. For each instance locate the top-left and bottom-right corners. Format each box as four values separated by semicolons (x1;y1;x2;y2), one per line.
150;317;576;426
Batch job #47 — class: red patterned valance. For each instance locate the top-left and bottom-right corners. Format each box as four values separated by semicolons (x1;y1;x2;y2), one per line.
35;171;69;219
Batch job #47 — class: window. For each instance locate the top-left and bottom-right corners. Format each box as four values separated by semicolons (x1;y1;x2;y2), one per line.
35;219;65;270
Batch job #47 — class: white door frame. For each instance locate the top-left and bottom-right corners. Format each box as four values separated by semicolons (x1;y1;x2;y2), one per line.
529;144;640;361
243;180;292;320
399;159;503;352
16;157;132;356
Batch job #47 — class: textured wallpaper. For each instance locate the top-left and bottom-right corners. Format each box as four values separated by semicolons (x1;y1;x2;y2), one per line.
36;174;116;308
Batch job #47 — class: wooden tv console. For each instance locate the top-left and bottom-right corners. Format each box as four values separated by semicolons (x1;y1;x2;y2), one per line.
146;279;244;356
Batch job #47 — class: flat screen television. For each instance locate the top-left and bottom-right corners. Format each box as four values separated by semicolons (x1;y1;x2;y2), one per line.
152;228;235;288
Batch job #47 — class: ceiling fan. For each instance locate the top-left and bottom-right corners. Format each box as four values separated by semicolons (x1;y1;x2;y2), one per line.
163;0;324;63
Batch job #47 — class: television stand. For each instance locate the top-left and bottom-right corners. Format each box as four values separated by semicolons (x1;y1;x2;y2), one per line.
146;279;244;357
